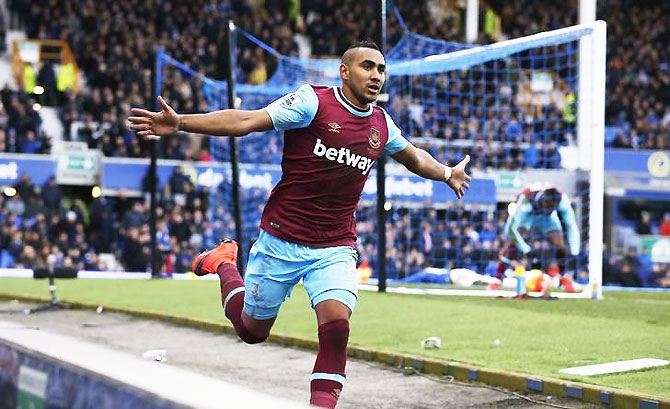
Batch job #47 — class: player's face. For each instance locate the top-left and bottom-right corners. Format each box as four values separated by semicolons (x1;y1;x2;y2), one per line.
538;199;556;215
340;48;386;107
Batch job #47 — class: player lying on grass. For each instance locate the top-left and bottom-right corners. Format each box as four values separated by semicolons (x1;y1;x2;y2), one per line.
129;41;471;408
489;182;580;293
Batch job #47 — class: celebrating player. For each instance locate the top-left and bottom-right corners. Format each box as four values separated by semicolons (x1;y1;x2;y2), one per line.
129;41;471;408
489;182;580;293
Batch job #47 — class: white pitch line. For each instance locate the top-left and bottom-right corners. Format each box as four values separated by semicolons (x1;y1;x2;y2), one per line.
559;359;670;376
358;284;588;299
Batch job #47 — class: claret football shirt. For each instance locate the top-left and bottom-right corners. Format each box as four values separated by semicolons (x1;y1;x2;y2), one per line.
262;84;409;247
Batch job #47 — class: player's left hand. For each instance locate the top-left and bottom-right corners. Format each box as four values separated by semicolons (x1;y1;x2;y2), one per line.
447;155;471;199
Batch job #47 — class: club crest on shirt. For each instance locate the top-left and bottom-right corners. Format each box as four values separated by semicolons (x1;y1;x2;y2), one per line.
369;128;381;149
281;93;303;107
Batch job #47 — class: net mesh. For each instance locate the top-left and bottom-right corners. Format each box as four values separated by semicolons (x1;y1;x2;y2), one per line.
158;24;593;287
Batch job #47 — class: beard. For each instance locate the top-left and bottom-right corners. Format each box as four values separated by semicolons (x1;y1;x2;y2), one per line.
350;85;377;105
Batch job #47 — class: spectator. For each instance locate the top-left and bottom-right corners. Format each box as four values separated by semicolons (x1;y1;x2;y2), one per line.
23;194;43;219
616;260;642;287
524;141;541;168
18;245;38;268
14;173;35;199
660;213;670;237
169;166;190;195
635;211;653;235
479;221;497;244
5;194;25;217
169;208;191;245
37;61;57;106
41;177;62;212
654;264;670;288
122;227;149;272
21;130;42;153
122;201;146;230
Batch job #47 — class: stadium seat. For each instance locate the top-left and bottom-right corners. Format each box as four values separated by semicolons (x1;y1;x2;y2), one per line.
1;250;15;268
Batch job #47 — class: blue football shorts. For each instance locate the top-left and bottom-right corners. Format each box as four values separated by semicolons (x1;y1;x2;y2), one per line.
242;229;358;320
519;213;563;237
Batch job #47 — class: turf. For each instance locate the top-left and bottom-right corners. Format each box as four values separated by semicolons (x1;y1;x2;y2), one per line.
2;277;669;398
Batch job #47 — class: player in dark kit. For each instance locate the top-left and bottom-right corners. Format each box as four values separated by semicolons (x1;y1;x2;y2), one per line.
129;41;471;408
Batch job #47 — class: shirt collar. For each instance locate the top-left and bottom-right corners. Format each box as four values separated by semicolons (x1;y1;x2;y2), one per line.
334;87;373;117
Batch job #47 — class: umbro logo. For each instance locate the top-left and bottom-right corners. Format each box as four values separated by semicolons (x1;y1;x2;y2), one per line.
328;122;341;133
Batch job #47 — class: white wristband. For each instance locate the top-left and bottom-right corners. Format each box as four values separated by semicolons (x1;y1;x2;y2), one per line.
443;165;452;183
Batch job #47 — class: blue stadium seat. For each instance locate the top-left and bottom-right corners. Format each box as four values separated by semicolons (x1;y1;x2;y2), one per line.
1;250;15;268
637;253;655;287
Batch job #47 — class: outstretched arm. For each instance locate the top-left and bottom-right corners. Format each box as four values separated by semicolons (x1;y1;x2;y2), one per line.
391;143;471;199
506;200;532;254
558;194;581;256
129;96;274;138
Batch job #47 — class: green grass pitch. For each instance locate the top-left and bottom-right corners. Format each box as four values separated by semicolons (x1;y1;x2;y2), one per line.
1;277;669;398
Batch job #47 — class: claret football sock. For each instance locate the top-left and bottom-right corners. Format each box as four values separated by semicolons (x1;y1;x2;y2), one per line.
217;263;265;344
310;319;349;408
217;263;245;316
193;239;267;342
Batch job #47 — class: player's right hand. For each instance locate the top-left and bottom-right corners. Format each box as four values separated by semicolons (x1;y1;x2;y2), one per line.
128;96;180;137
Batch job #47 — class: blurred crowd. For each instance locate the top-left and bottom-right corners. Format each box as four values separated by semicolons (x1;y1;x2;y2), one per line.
0;84;49;154
490;0;669;150
603;244;670;288
5;0;665;162
0;170;218;274
0;1;668;286
2;169;669;287
0;173;105;271
602;0;670;150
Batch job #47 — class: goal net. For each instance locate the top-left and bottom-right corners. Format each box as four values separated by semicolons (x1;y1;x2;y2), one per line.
156;21;606;299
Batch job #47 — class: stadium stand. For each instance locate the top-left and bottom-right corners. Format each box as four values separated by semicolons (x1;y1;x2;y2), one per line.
7;0;667;158
489;0;669;150
0;1;668;284
0;169;213;274
1;83;49;154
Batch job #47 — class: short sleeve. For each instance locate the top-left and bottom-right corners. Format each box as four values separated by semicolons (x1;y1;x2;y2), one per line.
381;109;409;156
263;84;319;131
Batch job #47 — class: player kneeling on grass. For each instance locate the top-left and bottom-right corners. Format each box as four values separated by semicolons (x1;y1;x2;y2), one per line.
129;41;471;408
489;183;580;293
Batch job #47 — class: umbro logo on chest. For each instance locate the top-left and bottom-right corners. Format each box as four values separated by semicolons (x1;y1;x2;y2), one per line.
328;122;341;133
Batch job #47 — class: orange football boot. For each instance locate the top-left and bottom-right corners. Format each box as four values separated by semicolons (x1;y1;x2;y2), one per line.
192;239;238;276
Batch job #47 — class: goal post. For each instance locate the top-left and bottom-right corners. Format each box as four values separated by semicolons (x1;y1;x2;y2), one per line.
581;21;607;300
375;21;607;299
